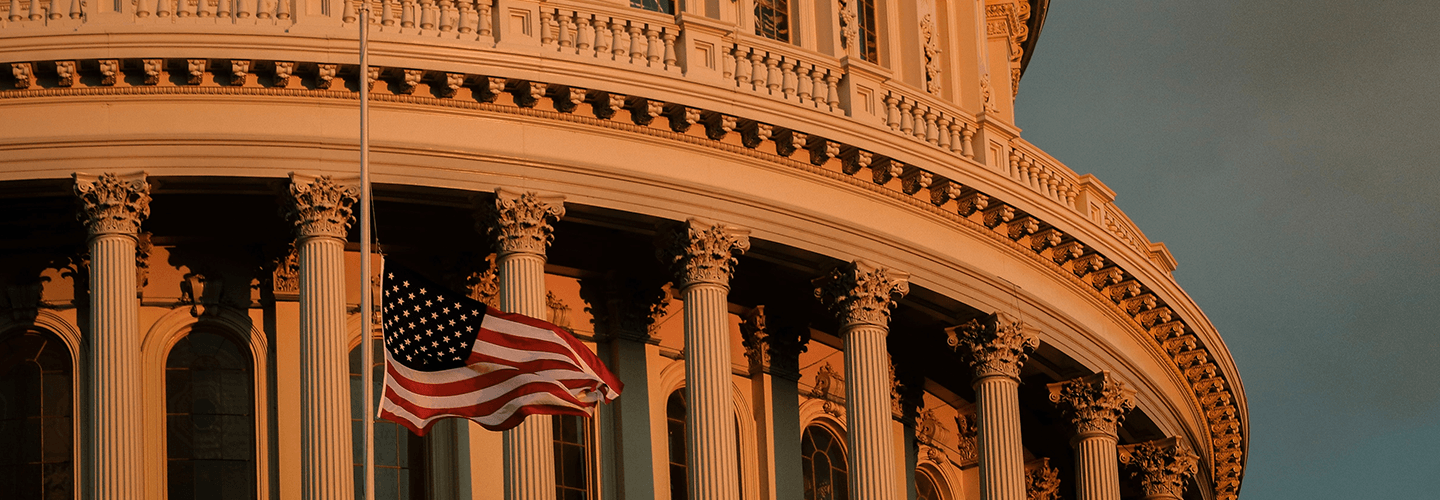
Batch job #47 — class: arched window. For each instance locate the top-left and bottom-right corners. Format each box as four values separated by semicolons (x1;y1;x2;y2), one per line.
856;0;879;63
351;341;427;500
631;0;673;14
801;425;847;500
165;329;255;499
0;329;73;500
665;389;744;500
553;414;593;500
754;0;791;42
914;468;941;500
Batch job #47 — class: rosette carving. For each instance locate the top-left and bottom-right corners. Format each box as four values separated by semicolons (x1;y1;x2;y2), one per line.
946;312;1038;381
74;172;152;236
283;174;359;240
1117;437;1199;500
480;189;565;257
1047;371;1136;438
655;218;750;289
813;260;910;329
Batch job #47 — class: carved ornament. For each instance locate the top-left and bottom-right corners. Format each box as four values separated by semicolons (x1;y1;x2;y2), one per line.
580;273;670;343
946;312;1038;381
1025;458;1061;500
282;174;358;240
655;218;750;289
480;189;565;257
74;172;152;236
1047;371;1136;438
1117;437;1199;499
813;260;910;329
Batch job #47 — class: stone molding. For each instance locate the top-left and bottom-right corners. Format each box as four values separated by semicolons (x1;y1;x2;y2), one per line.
946;312;1038;382
73;171;151;237
1048;371;1137;438
3;56;1245;499
282;173;358;241
479;188;565;257
1118;437;1199;499
812;260;910;329
655;218;750;289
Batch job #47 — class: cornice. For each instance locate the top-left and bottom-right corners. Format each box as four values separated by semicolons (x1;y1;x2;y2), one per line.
0;60;1245;498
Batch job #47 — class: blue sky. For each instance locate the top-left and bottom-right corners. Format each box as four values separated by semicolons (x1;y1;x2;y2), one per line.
1015;1;1440;498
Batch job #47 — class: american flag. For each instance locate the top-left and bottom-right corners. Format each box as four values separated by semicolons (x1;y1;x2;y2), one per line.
376;263;622;435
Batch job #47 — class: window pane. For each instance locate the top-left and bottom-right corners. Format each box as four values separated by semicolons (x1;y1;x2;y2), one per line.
352;341;427;500
0;331;74;500
165;330;254;500
630;0;673;14
754;0;790;42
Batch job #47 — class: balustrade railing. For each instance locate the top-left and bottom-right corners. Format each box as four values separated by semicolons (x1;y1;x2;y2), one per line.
723;35;841;114
1007;139;1078;210
880;83;977;160
539;3;679;74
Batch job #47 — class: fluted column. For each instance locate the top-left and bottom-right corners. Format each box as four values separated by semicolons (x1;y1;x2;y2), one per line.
1048;372;1136;500
656;218;751;500
283;174;360;500
482;189;566;500
1117;437;1199;500
946;313;1038;500
74;172;151;500
814;261;910;500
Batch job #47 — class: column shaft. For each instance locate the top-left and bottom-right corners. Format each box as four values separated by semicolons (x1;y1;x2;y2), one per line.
683;283;741;500
499;252;556;500
88;234;145;499
975;376;1026;500
298;236;355;500
609;336;656;500
843;324;898;500
1074;436;1120;500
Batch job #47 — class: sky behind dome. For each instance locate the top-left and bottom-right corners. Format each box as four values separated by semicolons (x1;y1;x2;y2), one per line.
1015;1;1440;498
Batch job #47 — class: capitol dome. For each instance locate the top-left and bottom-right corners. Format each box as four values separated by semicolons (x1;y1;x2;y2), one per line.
0;0;1245;499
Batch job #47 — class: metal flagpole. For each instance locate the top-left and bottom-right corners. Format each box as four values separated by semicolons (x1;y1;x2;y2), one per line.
359;0;376;498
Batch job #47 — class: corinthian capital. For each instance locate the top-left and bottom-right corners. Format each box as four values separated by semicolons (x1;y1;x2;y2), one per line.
283;173;359;240
1048;371;1136;438
1025;458;1061;500
655;218;750;289
1118;437;1199;499
813;260;910;329
481;188;565;257
946;312;1037;381
74;172;151;237
578;271;670;342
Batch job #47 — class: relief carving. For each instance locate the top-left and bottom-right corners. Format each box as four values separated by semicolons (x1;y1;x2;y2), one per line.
813;260;909;329
655;218;750;289
1117;437;1199;500
283;174;359;240
1048;371;1136;437
480;189;565;257
946;312;1037;381
74;172;152;237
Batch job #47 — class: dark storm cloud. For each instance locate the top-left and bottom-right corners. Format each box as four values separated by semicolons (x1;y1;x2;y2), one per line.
1016;1;1440;497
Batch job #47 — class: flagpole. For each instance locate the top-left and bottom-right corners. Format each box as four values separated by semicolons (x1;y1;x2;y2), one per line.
359;0;376;499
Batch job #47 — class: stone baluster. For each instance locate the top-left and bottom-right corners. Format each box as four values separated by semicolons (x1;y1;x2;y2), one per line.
456;0;473;32
780;60;797;98
815;261;911;500
961;125;976;158
945;120;962;154
911;105;927;140
825;74;841;110
797;66;813;103
276;0;290;19
592;19;610;56
765;56;782;93
898;99;915;136
136;0;153;17
282;174;360;500
925;110;940;144
937;117;953;150
477;0;492;37
884;95;901;130
74;172;151;500
480;189;566;500
557;12;574;48
663;32;678;68
646;28;661;66
539;10;554;44
156;0;171;17
400;0;415;27
811;69;827;107
380;0;395;25
656;219;751;500
628;26;645;63
1117;437;1199;500
750;52;767;91
946;312;1039;500
734;48;751;86
1048;372;1136;500
439;0;456;31
611;22;628;60
575;17;593;51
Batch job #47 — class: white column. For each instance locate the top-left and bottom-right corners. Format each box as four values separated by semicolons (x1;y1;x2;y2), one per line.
283;173;360;500
482;188;566;500
1048;371;1135;500
74;172;151;500
946;312;1038;500
657;218;750;500
1117;437;1200;500
814;260;910;500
